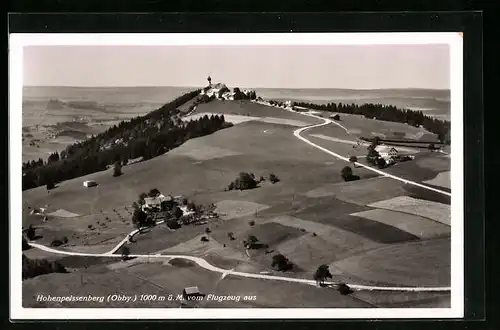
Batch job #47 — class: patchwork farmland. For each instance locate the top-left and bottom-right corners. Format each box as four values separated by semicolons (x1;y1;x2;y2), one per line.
21;87;452;310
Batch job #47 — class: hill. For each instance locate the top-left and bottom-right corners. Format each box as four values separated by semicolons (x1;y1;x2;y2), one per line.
22;89;234;190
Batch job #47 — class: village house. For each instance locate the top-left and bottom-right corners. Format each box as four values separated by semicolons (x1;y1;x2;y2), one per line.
375;145;399;161
142;194;173;212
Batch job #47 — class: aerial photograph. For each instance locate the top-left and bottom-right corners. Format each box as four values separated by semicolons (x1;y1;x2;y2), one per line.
20;43;452;310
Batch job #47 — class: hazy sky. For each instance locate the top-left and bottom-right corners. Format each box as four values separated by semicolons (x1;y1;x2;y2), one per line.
23;44;450;89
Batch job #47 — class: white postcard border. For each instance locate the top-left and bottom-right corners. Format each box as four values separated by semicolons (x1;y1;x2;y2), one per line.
9;32;464;320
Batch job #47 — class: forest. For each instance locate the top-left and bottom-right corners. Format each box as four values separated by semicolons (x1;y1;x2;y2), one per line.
22;89;232;190
293;101;451;144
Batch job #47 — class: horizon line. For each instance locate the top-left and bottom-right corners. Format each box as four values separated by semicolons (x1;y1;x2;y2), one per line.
22;85;451;91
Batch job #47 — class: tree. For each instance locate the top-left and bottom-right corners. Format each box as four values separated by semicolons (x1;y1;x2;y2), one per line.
341;166;353;181
173;206;183;219
181;197;188;206
187;202;196;211
376;157;387;169
161;200;174;212
366;146;381;165
46;182;55;190
138;192;148;204
22;255;67;280
166;218;180;230
428;143;435;151
337;283;353;295
148;188;160;197
205;227;211;234
121;246;130;261
113;161;122;177
313;264;333;286
231;172;258;190
333;114;340;120
245;235;259;248
269;173;280;184
132;209;148;227
227;232;235;240
200;236;209;242
248;220;255;226
349;156;358;167
272;254;293;271
26;225;36;241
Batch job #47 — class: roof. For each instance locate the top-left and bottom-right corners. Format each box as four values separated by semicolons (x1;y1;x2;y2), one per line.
143;197;161;205
375;145;398;154
211;83;228;90
183;286;200;294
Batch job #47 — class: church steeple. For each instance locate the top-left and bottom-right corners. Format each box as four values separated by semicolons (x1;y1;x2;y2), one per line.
207;75;212;86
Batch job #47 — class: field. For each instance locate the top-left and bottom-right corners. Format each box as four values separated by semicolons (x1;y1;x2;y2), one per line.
22;94;451;309
318;113;439;142
193;100;321;125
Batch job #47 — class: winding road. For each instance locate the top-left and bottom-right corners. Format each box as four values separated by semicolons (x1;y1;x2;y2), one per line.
29;241;449;293
27;103;452;294
292;111;451;197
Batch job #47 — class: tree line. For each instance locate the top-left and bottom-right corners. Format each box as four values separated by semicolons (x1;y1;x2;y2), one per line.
22;90;233;190
294;101;451;144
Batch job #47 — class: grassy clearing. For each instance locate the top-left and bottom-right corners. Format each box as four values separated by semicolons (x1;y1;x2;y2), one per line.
305;134;371;160
47;209;80;217
305;177;407;206
274;233;354;272
168;143;242;161
161;234;248;262
292;196;370;223
194;100;320;125
368;196;451;226
215;200;270;220
416;154;451;172
184;112;310;127
271;216;382;256
290;196;421;243
240;222;305;248
328;113;438;142
330;237;450;287
350;209;450;239
325;214;421;244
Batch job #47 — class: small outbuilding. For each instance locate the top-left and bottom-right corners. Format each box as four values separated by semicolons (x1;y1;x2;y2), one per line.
182;286;203;300
83;180;98;188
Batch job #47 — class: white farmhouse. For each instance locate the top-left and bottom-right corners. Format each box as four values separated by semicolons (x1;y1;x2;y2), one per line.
375;145;398;160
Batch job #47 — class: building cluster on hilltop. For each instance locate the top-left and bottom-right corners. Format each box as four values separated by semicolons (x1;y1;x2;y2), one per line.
201;76;256;101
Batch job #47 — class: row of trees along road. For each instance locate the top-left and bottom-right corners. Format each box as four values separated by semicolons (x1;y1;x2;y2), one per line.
294;101;451;144
22;90;233;190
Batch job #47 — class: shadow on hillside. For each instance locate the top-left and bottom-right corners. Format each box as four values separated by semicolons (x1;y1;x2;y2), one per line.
344;175;360;182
